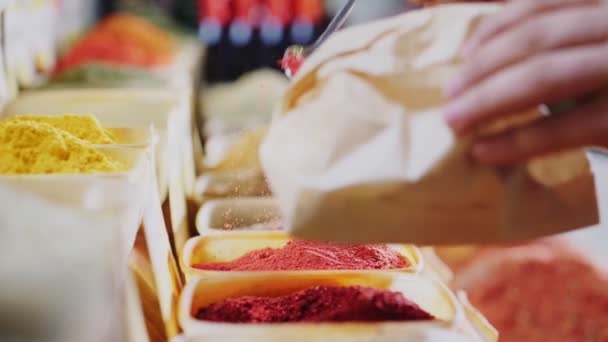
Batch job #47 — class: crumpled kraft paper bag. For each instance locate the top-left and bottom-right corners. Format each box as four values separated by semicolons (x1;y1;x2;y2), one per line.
260;4;599;245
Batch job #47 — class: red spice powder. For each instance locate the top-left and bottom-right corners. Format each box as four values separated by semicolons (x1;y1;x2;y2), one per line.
279;46;305;77
196;285;434;323
193;240;408;271
459;251;608;342
279;55;304;77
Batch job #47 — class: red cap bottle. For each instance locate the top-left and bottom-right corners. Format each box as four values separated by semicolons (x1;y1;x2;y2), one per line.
226;0;262;79
294;0;324;24
291;0;324;46
198;0;232;26
265;0;294;25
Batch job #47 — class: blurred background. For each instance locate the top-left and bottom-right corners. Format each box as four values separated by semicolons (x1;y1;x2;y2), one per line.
100;0;417;83
4;2;608;342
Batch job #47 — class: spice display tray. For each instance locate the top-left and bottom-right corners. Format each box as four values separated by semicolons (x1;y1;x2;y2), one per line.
419;247;453;284
3;88;182;203
0;146;150;201
126;266;151;342
194;170;270;203
2;89;194;260
4;89;181;121
103;126;157;148
46;41;201;91
179;272;494;342
196;197;280;234
181;232;423;282
0;184;129;342
130;247;169;342
457;292;498;342
0;146;153;263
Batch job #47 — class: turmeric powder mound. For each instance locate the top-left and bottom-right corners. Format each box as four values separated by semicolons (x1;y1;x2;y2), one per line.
0;121;126;175
6;115;116;144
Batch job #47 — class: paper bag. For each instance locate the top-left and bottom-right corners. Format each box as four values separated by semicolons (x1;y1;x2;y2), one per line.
260;4;599;245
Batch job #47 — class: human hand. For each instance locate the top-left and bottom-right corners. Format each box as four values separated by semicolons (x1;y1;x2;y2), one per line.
443;0;608;165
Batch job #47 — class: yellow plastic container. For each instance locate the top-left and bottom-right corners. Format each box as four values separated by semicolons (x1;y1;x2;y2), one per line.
181;232;423;282
179;272;496;342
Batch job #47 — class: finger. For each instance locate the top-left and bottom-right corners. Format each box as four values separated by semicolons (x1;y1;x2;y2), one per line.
472;95;608;165
444;43;608;134
462;0;598;58
446;4;608;98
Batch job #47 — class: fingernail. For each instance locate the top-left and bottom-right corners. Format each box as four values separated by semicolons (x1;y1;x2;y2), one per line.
444;77;464;99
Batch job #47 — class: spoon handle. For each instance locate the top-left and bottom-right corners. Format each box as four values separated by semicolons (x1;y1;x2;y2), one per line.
305;0;357;56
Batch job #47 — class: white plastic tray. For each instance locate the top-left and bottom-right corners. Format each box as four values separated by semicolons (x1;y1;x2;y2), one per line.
0;146;152;263
179;272;496;342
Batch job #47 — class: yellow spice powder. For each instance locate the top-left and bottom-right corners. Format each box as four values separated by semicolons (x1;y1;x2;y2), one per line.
0;121;126;174
6;114;116;144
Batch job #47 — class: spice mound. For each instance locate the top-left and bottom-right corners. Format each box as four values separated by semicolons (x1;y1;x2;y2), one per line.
456;245;608;342
0;121;125;175
196;285;434;323
6;115;116;144
193;240;408;271
54;13;176;76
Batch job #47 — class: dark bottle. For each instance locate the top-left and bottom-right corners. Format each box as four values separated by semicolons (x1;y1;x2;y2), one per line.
171;0;199;29
198;0;232;83
225;0;260;80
